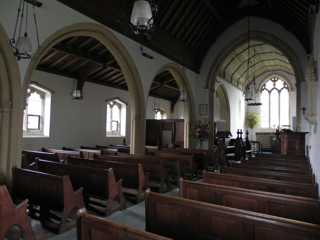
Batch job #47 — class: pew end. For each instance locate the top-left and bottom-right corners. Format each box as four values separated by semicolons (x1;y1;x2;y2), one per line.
0;185;35;240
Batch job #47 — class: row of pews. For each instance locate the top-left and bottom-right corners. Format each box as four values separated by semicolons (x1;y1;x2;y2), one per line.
6;146;205;234
77;150;320;240
4;142;320;239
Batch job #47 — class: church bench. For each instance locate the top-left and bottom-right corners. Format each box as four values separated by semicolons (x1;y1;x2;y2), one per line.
12;167;84;233
145;191;320;240
67;157;147;202
255;153;307;161
77;148;102;160
157;152;196;179
37;159;126;215
221;166;315;184
77;210;172;240
231;161;313;175
96;154;169;192
180;179;320;224
0;185;35;240
45;148;80;161
22;150;59;169
247;159;311;171
203;171;318;198
250;156;311;166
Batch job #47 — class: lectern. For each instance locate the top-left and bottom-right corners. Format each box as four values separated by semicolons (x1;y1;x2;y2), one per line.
280;131;307;156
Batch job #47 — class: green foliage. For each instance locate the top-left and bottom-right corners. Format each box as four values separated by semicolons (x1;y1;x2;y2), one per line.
246;112;260;129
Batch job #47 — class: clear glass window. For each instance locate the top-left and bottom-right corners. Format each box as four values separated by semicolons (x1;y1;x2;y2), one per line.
106;99;126;137
260;76;290;129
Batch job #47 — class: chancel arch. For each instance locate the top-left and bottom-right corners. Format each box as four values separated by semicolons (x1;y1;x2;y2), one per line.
0;23;23;183
23;23;145;154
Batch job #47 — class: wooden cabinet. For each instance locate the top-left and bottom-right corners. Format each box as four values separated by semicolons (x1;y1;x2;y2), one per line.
146;119;184;148
280;131;307;156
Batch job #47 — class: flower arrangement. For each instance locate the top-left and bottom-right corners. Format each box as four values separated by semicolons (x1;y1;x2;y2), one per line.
245;112;260;129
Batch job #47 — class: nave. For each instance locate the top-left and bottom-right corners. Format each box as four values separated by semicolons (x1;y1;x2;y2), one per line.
1;0;320;239
2;142;320;239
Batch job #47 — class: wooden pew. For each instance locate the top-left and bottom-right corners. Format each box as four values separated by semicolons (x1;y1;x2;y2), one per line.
77;209;172;240
37;159;126;215
180;179;320;224
255;153;307;161
0;185;35;240
202;171;318;198
231;161;313;175
67;157;147;202
221;166;314;184
145;191;320;240
157;152;195;179
12;167;84;233
250;157;311;167
22;150;59;169
96;154;169;192
45;148;80;161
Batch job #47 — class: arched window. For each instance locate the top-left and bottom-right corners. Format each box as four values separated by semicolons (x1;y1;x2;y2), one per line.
106;99;126;137
260;76;290;129
23;84;52;137
154;109;167;120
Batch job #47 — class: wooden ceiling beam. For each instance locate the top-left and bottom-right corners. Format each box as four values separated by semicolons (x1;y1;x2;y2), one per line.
165;0;189;32
200;0;222;22
189;15;213;46
176;2;202;40
171;0;196;37
52;45;121;72
159;0;181;27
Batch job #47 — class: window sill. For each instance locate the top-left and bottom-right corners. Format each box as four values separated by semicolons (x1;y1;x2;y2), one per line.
23;135;50;139
106;136;126;138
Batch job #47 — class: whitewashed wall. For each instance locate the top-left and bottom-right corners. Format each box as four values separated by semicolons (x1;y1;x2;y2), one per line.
0;0;201;150
23;70;131;150
217;78;245;136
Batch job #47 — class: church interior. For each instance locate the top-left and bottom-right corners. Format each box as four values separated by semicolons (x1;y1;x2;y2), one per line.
1;0;320;239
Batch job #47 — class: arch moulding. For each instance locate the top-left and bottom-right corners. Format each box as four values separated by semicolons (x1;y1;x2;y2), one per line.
153;63;196;148
0;24;23;184
24;22;146;154
201;19;307;156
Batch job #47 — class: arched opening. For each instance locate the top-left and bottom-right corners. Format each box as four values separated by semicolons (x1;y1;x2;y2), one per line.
23;23;145;154
146;64;195;149
206;30;302;153
0;24;23;184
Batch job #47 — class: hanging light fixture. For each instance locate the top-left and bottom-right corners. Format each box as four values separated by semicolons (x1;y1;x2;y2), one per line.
245;13;262;106
9;0;42;60
130;0;157;35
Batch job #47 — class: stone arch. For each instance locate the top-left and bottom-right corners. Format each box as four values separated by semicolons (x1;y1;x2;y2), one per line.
215;84;231;131
0;24;23;183
23;23;145;154
154;63;196;148
206;31;305;150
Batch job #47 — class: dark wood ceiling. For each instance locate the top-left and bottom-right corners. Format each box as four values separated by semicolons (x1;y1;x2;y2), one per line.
149;70;180;102
37;36;128;91
37;36;180;102
56;0;319;72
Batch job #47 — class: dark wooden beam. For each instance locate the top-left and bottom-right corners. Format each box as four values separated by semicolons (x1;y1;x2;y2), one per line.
200;0;222;22
56;0;200;72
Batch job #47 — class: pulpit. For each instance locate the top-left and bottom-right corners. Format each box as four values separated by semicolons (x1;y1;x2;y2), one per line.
280;131;307;156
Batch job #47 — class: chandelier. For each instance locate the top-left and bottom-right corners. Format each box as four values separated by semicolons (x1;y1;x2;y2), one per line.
245;14;262;106
9;0;42;60
130;0;157;35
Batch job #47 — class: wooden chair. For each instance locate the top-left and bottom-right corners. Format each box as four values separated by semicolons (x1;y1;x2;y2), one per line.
0;185;35;240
